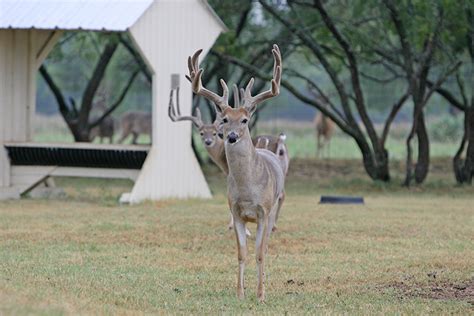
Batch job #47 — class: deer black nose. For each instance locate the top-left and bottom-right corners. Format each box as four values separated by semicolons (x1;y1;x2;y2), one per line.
204;139;213;146
228;132;238;143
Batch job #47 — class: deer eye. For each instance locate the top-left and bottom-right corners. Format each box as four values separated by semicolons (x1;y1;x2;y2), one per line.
222;118;228;124
241;118;248;124
200;132;204;136
213;132;216;136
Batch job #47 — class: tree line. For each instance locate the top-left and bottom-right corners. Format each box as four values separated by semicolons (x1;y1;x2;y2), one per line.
205;0;473;185
40;0;473;185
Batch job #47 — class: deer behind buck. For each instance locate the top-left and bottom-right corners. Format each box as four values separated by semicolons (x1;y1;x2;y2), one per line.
88;97;115;144
314;111;335;158
118;111;152;144
186;45;284;302
308;87;336;158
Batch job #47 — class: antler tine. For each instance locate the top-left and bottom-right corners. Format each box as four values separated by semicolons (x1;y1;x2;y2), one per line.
232;84;240;108
168;88;203;128
186;49;229;112
194;107;204;126
242;44;282;112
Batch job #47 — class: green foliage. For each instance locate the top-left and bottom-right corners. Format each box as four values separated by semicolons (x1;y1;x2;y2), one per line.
38;32;151;116
428;115;464;142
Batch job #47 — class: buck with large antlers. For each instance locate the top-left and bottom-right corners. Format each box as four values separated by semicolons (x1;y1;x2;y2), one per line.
186;44;284;302
168;86;288;235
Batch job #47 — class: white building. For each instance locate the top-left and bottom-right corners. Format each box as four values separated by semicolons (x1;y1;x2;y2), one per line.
0;0;226;201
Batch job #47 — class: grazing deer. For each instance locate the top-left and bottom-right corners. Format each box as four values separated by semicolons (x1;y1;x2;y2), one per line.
314;111;335;159
118;111;152;145
88;96;115;144
89;115;115;143
186;44;284;302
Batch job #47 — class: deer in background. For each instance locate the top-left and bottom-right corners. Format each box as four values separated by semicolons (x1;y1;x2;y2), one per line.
186;45;284;302
86;95;115;144
169;86;288;234
118;111;152;145
253;133;289;176
314;111;335;158
308;87;336;159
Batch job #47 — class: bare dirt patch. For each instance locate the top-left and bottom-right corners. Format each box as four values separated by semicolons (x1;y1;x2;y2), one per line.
382;277;474;305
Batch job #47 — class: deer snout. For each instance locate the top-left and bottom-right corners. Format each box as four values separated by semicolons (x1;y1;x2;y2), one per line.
227;131;239;144
204;138;213;146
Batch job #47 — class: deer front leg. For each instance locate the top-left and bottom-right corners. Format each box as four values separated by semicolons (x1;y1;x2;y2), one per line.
228;213;234;230
233;216;247;299
316;132;321;158
118;131;128;144
131;132;139;145
255;211;269;303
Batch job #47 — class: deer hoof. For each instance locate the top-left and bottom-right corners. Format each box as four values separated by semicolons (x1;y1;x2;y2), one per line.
272;225;278;232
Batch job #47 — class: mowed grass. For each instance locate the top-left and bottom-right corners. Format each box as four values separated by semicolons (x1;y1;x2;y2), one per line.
0;159;473;314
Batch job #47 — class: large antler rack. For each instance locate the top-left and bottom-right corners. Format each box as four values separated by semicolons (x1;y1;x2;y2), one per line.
186;49;229;112
241;44;282;113
168;87;203;128
186;44;282;114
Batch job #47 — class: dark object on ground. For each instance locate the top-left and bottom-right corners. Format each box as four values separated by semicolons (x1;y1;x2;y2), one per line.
319;195;364;204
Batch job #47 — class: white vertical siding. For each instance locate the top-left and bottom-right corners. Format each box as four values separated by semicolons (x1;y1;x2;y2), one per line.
128;0;223;201
0;29;52;188
0;30;11;186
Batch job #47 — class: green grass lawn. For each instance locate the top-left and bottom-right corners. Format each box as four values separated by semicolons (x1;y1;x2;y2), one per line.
0;159;473;314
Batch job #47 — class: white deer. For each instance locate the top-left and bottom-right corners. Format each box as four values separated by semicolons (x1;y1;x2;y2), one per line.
186;44;284;302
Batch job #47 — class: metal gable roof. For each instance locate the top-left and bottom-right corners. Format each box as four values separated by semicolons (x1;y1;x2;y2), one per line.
0;0;154;31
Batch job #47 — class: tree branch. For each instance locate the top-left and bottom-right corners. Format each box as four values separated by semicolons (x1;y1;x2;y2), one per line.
286;68;345;120
426;80;466;112
210;49;357;137
380;91;410;146
89;69;140;129
119;34;152;83
421;61;462;108
314;0;382;152
39;65;72;121
78;40;119;128
257;0;358;127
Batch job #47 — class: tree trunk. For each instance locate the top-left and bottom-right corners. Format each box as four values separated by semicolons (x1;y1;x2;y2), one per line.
454;106;474;184
77;41;119;141
354;136;390;181
414;112;430;183
464;106;474;183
